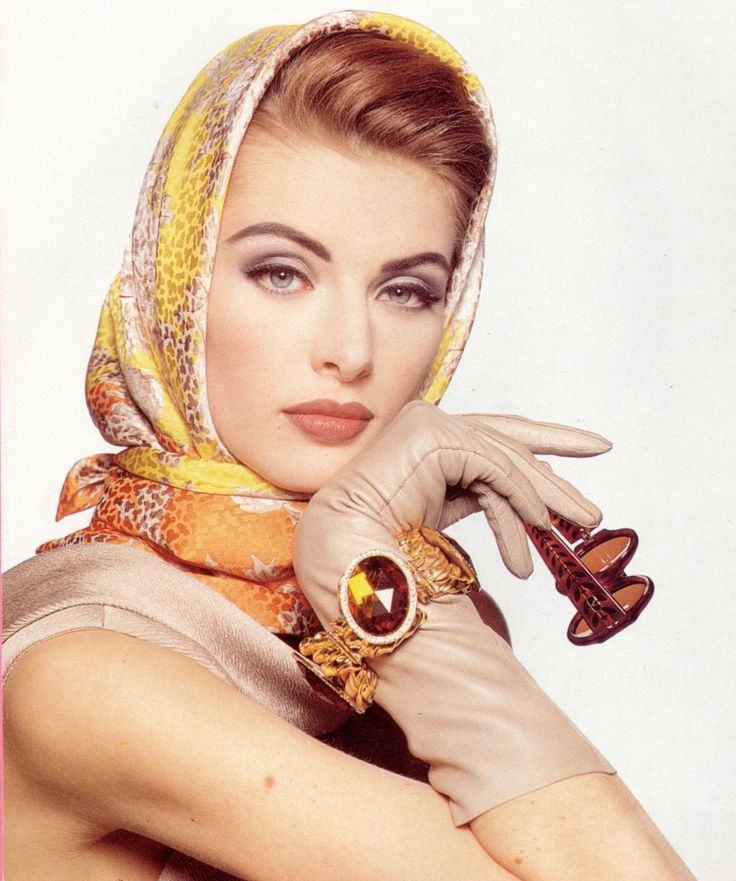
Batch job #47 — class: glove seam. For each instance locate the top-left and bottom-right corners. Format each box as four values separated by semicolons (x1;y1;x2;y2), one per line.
374;444;540;525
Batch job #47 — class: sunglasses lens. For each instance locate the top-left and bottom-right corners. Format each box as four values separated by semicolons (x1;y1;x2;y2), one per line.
568;576;654;645
570;617;593;640
611;577;647;610
578;535;632;577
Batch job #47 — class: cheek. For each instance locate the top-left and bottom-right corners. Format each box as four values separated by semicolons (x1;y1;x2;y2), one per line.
377;314;445;404
205;285;280;443
207;339;289;440
206;263;288;395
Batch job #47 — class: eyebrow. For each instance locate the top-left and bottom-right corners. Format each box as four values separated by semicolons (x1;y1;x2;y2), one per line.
381;252;451;274
226;221;451;274
227;222;330;261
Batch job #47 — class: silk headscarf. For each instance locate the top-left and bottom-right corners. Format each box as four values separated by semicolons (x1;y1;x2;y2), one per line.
40;10;498;635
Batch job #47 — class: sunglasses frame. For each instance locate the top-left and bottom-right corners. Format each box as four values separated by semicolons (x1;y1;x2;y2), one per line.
523;513;655;645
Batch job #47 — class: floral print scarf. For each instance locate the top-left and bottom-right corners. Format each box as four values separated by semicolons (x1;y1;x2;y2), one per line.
39;10;497;635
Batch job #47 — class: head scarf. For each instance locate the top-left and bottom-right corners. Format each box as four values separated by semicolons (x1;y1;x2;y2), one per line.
39;10;497;635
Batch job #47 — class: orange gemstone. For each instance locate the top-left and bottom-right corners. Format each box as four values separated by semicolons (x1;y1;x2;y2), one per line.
346;556;410;636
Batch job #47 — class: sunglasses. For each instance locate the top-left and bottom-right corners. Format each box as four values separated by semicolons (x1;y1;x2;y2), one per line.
524;513;654;645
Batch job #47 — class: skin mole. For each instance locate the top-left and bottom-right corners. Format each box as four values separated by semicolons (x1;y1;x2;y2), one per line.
264;774;276;789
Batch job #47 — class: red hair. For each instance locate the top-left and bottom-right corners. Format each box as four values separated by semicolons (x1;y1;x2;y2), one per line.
251;30;493;250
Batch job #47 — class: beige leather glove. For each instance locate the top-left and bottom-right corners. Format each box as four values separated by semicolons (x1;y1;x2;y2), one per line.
293;400;615;824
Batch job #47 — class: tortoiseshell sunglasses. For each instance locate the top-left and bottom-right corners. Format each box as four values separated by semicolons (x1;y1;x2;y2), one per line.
524;514;654;645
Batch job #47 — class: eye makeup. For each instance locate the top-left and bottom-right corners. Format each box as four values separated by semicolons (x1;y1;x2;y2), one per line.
377;280;444;310
244;260;313;295
242;256;445;311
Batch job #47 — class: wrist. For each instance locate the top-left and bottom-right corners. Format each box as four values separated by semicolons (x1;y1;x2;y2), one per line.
294;526;479;712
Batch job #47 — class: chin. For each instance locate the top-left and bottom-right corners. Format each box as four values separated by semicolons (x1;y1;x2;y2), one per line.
266;446;361;496
273;465;341;496
272;474;328;496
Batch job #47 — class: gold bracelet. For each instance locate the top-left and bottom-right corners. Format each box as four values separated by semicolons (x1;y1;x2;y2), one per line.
397;525;478;602
294;528;478;713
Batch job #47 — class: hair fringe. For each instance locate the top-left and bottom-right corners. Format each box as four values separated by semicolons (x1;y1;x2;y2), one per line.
251;30;493;246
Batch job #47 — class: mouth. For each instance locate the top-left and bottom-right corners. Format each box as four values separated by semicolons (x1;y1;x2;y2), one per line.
283;399;374;442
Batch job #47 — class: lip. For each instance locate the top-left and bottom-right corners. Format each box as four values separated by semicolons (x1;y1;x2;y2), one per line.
283;399;374;442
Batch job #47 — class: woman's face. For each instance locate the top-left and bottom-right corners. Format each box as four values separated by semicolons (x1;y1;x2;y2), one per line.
206;125;457;493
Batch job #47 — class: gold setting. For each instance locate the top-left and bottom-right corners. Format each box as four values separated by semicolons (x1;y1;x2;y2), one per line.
397;526;478;601
294;611;426;713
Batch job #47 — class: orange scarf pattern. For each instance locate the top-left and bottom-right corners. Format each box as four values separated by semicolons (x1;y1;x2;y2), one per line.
40;11;496;635
39;467;318;633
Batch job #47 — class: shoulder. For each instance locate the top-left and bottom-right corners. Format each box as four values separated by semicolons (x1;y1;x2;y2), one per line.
4;629;211;783
3;543;348;736
3;543;231;692
3;542;194;603
4;627;264;831
2;543;194;638
4;624;243;744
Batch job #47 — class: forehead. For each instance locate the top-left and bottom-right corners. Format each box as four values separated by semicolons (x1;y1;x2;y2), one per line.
219;126;457;260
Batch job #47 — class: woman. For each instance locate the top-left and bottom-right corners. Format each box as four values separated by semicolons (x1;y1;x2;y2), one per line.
2;10;695;880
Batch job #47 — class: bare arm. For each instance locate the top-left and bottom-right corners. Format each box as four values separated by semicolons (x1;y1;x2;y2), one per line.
471;774;697;881
3;629;517;881
5;629;695;881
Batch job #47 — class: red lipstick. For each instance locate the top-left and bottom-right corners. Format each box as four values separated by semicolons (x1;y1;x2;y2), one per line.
283;399;374;442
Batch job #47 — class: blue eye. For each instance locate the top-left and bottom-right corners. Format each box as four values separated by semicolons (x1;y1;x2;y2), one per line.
269;268;297;289
387;285;413;305
245;262;312;294
381;282;443;310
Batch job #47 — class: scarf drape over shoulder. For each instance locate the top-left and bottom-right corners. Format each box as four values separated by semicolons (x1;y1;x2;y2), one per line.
40;10;497;635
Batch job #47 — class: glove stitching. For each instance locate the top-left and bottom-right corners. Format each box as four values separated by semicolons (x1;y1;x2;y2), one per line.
374;445;542;524
476;434;592;514
462;413;611;454
464;423;597;518
476;489;513;564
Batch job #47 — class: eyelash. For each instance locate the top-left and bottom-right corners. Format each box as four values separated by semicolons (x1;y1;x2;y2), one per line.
245;262;312;295
244;261;443;310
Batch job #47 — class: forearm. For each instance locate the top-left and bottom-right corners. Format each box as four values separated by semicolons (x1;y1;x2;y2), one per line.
368;593;614;824
470;772;697;881
292;401;693;879
356;596;695;879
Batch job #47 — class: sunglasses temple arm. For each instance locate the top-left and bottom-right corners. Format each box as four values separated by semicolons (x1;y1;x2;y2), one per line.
548;511;591;544
523;520;629;632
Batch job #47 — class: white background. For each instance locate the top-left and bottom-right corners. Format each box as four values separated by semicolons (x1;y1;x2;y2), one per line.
1;2;734;878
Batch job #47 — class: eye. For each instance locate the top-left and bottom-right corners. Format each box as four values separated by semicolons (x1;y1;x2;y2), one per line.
379;280;444;310
244;261;313;294
268;268;297;289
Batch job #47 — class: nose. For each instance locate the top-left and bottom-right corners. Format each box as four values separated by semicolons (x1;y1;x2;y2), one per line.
311;287;374;383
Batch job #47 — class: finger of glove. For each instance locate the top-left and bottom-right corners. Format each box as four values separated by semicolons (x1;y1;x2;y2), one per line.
437;491;482;531
460;413;612;457
451;444;550;529
473;484;534;579
533;460;605;525
465;418;602;527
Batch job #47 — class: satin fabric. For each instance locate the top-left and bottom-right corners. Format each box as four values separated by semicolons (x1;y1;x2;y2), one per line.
41;11;497;634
